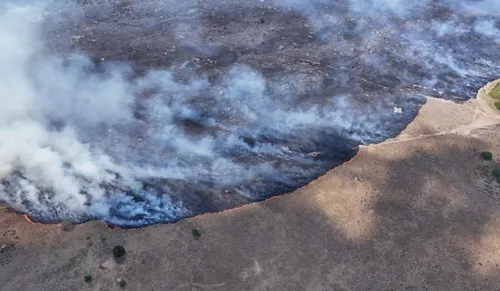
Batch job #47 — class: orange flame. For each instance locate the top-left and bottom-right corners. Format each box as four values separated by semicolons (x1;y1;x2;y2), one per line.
10;147;364;229
23;214;36;224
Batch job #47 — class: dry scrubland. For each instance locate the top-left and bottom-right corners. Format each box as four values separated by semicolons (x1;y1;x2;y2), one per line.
1;80;500;290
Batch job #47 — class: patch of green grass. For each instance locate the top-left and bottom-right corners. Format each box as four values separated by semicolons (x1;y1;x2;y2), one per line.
481;151;493;160
489;83;500;99
492;167;500;179
192;229;201;240
495;101;500;110
84;275;92;283
99;235;106;243
113;245;126;258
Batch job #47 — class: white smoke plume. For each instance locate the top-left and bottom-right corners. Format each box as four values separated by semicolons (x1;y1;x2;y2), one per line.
0;1;388;225
0;0;499;226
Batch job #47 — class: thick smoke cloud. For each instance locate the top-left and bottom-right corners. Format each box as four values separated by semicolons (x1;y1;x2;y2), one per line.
0;0;499;226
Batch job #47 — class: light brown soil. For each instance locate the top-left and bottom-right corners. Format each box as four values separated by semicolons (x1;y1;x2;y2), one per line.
1;80;500;291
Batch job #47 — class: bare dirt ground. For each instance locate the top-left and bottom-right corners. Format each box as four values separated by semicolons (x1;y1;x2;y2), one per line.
1;80;500;290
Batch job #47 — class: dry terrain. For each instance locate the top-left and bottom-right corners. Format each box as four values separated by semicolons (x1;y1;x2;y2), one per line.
1;80;500;290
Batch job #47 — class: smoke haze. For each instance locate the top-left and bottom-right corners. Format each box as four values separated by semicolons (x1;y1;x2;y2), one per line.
0;0;499;226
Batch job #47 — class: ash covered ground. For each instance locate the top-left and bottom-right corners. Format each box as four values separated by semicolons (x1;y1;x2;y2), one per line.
0;0;499;226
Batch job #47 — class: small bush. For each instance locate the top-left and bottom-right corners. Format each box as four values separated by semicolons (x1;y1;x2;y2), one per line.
495;101;500;110
492;167;500;178
489;84;500;99
481;151;493;160
117;279;127;288
113;245;126;258
100;235;106;243
84;275;92;283
192;229;201;240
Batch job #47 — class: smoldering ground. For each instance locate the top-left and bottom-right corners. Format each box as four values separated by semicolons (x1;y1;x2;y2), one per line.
0;0;499;226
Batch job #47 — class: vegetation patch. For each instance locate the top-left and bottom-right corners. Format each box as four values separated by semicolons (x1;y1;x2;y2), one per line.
492;167;500;179
84;275;92;283
494;101;500;110
480;151;493;160
117;278;127;288
113;245;126;258
489;83;500;99
192;229;201;240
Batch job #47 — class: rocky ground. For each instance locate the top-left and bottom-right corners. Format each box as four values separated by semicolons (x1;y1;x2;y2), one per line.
1;80;500;290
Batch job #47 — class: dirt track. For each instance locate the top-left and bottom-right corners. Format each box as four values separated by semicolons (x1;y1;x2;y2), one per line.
1;81;500;290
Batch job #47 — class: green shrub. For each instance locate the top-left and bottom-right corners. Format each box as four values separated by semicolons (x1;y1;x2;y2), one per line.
489;84;500;99
118;279;127;288
84;275;92;283
192;229;201;240
495;101;500;110
481;151;493;160
492;167;500;178
113;245;126;258
99;235;106;243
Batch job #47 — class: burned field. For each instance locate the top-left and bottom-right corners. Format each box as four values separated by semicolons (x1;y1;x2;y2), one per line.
1;0;499;226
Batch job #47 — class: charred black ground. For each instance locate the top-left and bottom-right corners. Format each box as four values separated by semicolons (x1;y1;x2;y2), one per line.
1;0;499;227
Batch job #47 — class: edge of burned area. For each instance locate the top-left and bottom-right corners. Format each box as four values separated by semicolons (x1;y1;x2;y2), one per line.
2;78;500;230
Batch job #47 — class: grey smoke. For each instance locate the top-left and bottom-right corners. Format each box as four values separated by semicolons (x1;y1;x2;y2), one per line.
0;0;499;226
0;1;376;225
